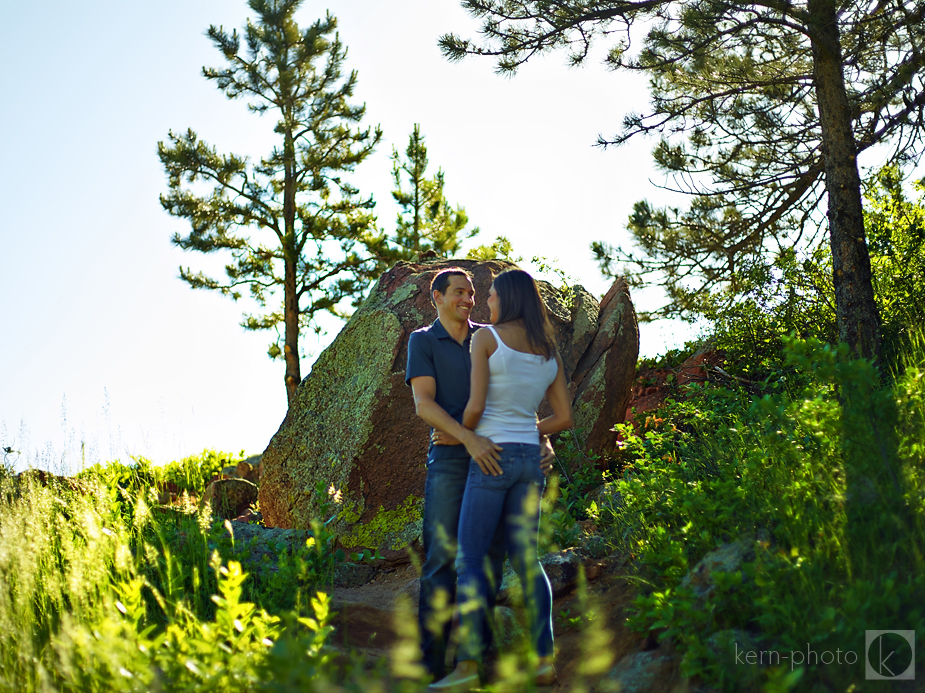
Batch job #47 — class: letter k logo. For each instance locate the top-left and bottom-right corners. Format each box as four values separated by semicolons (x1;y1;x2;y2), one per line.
866;630;915;680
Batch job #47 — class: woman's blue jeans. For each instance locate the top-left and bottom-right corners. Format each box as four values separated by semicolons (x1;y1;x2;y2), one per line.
455;443;554;662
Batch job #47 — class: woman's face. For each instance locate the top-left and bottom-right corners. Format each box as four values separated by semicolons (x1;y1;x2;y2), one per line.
487;284;500;324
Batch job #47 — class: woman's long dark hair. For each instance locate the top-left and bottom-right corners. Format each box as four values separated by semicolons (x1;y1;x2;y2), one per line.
492;269;557;360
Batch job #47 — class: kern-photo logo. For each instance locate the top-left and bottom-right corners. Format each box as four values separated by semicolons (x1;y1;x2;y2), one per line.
865;630;915;680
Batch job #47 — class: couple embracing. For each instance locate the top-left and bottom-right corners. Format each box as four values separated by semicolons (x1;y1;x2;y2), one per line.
406;267;573;691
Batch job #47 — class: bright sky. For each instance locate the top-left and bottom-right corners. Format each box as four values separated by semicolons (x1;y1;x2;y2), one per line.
0;0;696;472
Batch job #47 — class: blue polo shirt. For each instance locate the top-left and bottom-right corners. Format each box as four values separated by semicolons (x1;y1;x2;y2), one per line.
406;318;483;460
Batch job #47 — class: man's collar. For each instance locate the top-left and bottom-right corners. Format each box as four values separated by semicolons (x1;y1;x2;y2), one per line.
432;318;478;341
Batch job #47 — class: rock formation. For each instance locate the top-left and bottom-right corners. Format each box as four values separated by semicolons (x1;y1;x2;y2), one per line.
205;478;259;520
258;259;639;552
567;278;640;455
623;346;725;427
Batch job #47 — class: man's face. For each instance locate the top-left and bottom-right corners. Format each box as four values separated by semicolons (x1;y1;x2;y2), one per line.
434;275;475;324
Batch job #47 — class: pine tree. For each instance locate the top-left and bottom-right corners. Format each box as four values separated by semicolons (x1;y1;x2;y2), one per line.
378;124;478;263
158;0;383;406
442;0;925;363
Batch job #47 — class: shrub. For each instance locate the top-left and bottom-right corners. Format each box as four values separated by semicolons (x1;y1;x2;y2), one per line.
602;337;925;690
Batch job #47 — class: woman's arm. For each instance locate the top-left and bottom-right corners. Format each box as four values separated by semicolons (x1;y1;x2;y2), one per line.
463;329;505;476
463;328;492;430
537;354;573;436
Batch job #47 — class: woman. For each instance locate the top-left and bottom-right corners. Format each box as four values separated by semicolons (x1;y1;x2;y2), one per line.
428;269;573;692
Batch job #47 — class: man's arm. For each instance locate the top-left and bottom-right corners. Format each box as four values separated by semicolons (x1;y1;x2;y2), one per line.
410;376;503;474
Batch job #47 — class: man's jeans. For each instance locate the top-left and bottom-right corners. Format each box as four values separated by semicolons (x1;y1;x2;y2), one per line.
419;452;505;679
455;443;554;663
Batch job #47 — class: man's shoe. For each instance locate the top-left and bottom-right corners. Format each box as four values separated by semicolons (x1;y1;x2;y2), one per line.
426;671;480;692
535;662;557;686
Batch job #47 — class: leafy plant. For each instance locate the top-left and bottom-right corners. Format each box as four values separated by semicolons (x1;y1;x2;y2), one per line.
598;336;925;690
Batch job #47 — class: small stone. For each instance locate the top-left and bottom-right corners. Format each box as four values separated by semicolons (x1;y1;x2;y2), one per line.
595;651;682;693
208;478;258;520
236;455;261;484
498;548;583;603
333;562;376;589
680;537;755;600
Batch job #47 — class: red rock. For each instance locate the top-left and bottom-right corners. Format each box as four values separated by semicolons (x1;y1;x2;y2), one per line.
15;469;89;494
678;346;725;387
258;260;640;555
623;346;725;426
156;480;182;505
569;278;640;460
259;260;516;539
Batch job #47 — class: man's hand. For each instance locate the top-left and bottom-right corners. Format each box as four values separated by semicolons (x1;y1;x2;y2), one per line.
431;430;461;446
462;431;503;476
539;435;556;476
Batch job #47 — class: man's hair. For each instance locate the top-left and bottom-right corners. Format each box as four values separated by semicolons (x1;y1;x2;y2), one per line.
492;269;557;360
430;268;472;305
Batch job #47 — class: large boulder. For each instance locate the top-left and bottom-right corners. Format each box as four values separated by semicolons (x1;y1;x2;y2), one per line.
258;259;639;550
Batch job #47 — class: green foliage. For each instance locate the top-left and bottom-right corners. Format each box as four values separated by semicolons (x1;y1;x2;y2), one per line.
135;478;346;616
699;166;925;377
466;235;521;262
866;167;925;367
47;553;337;692
699;245;836;379
8;333;925;691
539;429;610;554
443;1;925;337
600;337;925;690
592;197;793;323
75;449;245;525
377;124;479;264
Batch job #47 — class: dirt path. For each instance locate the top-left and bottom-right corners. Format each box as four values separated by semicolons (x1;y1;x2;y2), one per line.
328;556;661;691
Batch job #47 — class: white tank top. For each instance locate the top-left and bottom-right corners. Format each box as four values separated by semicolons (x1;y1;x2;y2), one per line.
475;325;559;445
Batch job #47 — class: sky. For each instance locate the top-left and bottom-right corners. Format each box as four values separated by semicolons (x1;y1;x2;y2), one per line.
0;0;697;472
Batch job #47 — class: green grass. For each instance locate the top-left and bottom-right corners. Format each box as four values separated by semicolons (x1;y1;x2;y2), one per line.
2;332;924;692
0;452;418;692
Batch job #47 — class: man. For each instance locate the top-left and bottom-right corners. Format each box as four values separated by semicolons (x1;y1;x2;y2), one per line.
406;267;554;681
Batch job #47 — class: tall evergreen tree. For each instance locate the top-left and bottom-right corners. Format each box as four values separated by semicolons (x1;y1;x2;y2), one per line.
158;0;382;406
442;0;925;363
378;124;479;263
